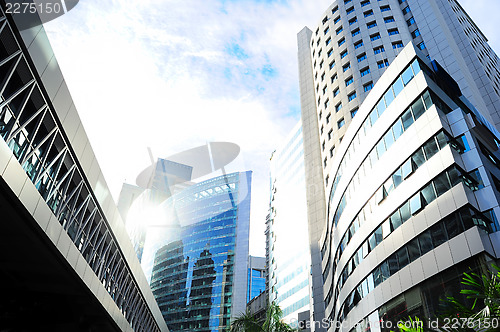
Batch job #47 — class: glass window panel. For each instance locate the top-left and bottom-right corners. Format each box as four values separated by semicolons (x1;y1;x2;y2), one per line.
375;226;383;246
430;222;447;248
384;88;395;107
401;159;413;179
384;130;395;150
444;214;463;239
436;131;447;149
373;267;382;287
392;119;404;140
380;261;390;281
407;238;421;262
447;166;462;186
411;96;426;120
384;176;394;194
393;77;404;96
376;139;386;158
418;230;433;255
401;66;414;86
369;233;377;251
401;108;414;130
421;182;437;205
369;148;378;166
362;241;369;258
400;201;411;223
387;254;399;275
411;59;421;75
390;210;402;230
393;167;403;187
369;108;379;125
377;98;386;116
434;172;451;196
422;90;432;109
367;273;375;292
460;208;475;230
410;193;423;215
411;148;426;168
397;247;409;269
382;219;391;238
423;138;439;160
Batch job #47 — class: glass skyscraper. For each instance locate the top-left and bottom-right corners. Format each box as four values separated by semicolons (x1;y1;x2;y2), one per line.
269;121;311;323
139;171;252;332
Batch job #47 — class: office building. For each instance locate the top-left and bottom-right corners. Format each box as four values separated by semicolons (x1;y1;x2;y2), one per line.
0;1;168;331
268;121;311;322
298;1;500;331
138;171;252;332
248;255;266;302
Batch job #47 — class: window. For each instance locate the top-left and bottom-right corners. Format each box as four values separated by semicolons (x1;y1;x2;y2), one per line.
320;60;324;69
336;26;344;35
330;146;335;157
324;98;330;108
348;91;357;101
392;41;404;49
318;49;322;57
377;59;388;68
388;28;399;36
324;27;330;35
338;118;345;129
345;76;354;86
402;6;411;15
354;40;364;49
316;28;319;36
367;21;377;29
326;37;332;46
324;157;327;168
351;108;358;118
360;67;370;76
341;50;348;59
364;81;374;91
332;6;338;15
364;10;374;17
336;103;343;112
346;6;355;15
357;53;367;62
326;113;331;123
380;5;390;12
328;48;334;57
333;88;340;96
384;16;395;23
343;63;351;72
349;17;358;25
370;33;381;41
328;129;333;140
407;17;415;26
329;61;335;69
411;29;420;38
322;141;325;151
334;16;341;24
417;42;426;50
322;86;327;95
331;74;338;83
338;38;345;47
361;0;370;7
352;28;360;37
344;0;352;3
374;46;385;54
321;72;325;81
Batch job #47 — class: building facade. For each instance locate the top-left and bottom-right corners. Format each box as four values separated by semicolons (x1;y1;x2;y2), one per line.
248;255;266;302
298;1;500;331
141;171;252;332
269;121;311;322
0;1;169;331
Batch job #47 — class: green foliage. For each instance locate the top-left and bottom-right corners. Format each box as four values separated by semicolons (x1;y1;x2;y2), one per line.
229;302;296;332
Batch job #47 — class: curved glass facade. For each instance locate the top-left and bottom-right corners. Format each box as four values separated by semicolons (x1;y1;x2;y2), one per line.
143;171;251;332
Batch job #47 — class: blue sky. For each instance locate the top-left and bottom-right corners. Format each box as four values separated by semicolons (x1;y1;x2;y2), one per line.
43;0;500;257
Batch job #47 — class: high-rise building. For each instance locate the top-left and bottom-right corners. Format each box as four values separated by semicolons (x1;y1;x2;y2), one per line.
298;1;500;331
268;121;311;322
248;255;266;302
124;171;252;332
